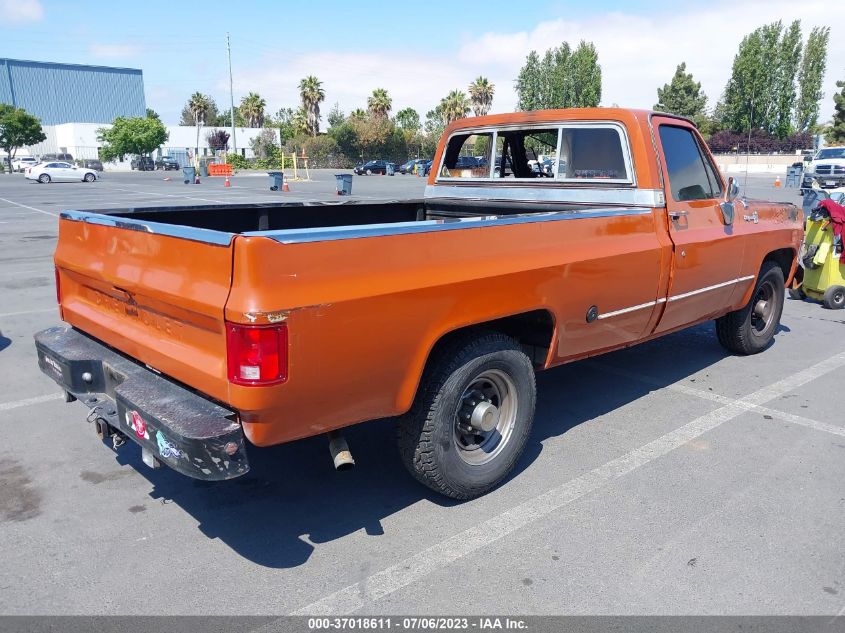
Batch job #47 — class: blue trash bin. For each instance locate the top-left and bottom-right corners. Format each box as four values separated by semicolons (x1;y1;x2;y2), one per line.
335;173;353;195
386;162;395;176
268;171;284;191
182;166;196;184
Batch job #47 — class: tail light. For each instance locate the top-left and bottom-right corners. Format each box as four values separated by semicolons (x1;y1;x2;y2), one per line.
54;267;62;304
226;322;288;386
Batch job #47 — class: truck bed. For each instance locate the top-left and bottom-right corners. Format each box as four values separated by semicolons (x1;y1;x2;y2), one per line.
90;197;608;238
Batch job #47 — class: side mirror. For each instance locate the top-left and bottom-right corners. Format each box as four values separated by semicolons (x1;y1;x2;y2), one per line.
726;176;740;201
719;176;738;225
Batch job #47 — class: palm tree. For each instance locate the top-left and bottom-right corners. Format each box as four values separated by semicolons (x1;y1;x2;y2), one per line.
468;77;495;117
239;92;266;128
367;88;392;119
349;108;367;121
188;92;211;163
440;90;470;124
298;76;325;136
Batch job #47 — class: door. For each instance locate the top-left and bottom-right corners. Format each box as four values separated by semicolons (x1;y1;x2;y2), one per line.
56;162;76;181
651;119;748;334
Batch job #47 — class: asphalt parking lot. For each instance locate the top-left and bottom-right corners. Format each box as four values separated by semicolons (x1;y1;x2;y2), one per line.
0;170;843;616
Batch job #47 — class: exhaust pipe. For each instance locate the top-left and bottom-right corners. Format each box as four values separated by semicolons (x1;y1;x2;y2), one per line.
328;431;355;471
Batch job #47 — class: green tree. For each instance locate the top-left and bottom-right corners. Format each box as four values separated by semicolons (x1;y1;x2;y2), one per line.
145;108;161;121
773;20;802;138
395;108;420;132
367;88;392;119
327;102;345;128
298;75;325;136
97;116;169;162
468;76;495;117
440;90;470;124
568;41;602;107
0;104;46;172
349;108;367;121
515;50;543;111
720;20;802;137
239;92;266;128
795;26;831;132
180;94;218;127
250;128;279;159
827;79;845;144
186;92;212;159
215;107;245;128
516;40;601;110
654;62;708;118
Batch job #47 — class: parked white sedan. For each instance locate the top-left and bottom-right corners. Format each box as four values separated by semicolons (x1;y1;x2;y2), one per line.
26;161;98;183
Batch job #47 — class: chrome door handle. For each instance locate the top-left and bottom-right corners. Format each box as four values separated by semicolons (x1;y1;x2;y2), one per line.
669;210;689;219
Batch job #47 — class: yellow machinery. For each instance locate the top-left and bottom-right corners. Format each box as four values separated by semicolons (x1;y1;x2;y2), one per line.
795;187;845;309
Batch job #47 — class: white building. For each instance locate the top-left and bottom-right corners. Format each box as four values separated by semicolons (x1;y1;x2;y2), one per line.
21;123;279;170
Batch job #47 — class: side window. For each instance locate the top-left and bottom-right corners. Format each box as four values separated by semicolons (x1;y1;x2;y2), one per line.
438;133;494;179
556;126;630;182
659;125;717;202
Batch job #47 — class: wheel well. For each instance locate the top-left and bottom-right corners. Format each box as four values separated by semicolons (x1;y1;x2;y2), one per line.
429;310;555;370
763;248;796;282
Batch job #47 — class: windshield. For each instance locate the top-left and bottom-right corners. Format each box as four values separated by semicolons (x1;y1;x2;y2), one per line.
816;148;845;160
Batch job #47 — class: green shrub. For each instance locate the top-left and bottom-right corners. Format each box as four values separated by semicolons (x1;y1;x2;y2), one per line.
227;154;251;170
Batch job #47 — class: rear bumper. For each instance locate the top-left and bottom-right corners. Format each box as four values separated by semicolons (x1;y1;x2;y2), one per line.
34;326;248;481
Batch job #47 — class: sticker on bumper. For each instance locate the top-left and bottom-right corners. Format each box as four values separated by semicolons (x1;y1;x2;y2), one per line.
126;410;149;440
156;431;185;460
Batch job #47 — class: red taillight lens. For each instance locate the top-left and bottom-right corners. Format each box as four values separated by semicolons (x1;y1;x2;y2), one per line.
226;322;288;386
54;267;62;304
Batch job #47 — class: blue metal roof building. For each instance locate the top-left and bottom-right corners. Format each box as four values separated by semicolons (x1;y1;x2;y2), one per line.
0;58;145;125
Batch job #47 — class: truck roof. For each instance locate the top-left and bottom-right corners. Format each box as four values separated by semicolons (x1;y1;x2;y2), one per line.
442;108;694;135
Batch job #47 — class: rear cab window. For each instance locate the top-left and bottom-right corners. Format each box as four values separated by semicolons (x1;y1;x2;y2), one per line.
436;122;634;185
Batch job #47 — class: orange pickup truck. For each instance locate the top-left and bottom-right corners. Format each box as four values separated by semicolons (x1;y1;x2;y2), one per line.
35;109;802;500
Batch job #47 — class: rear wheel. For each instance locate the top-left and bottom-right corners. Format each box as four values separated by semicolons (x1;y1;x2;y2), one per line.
396;332;536;500
38;174;50;184
715;261;784;355
823;285;845;310
366;169;372;175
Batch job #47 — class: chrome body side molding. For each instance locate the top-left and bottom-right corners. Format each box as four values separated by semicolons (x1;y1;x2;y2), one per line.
249;208;653;244
425;185;665;208
597;276;757;320
60;210;235;246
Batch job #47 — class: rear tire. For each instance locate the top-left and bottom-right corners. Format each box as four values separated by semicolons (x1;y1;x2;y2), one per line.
823;285;845;310
715;261;784;355
38;174;50;184
396;332;536;500
366;169;372;175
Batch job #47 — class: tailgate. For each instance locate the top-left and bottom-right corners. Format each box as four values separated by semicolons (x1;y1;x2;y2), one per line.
55;213;235;403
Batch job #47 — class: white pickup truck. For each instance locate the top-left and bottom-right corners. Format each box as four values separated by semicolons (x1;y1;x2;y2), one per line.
801;146;845;192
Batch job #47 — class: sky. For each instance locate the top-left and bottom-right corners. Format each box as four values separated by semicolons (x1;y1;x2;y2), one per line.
1;0;843;126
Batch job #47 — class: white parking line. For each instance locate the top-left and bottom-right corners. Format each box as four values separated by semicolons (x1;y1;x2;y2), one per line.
0;307;56;318
98;185;226;204
0;268;51;277
589;361;845;439
291;351;845;616
0;197;58;217
0;393;62;412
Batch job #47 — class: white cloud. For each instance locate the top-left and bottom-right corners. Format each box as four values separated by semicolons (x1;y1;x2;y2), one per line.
456;0;844;120
224;0;843;126
89;43;141;59
0;0;43;23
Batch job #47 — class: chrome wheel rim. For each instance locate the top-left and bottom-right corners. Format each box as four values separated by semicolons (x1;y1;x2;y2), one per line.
751;279;776;334
453;369;518;466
